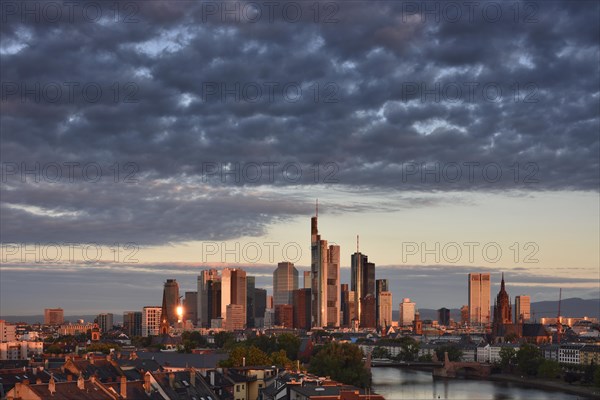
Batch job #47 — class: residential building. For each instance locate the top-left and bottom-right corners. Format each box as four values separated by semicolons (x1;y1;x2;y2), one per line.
580;345;600;365
44;308;64;325
0;320;17;342
559;344;585;364
142;306;162;337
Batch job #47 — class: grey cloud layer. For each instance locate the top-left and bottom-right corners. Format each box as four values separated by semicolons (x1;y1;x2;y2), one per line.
1;0;598;245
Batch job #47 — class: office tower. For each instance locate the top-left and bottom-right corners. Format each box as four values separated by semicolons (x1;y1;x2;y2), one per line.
267;295;273;309
515;295;531;323
293;288;312;330
303;271;311;289
96;313;114;333
399;298;416;326
438;307;451;326
468;273;491;326
376;279;389;328
341;284;350;327
310;203;340;328
208;280;222;326
247;276;256;328
142;306;161;337
351;240;375;326
275;304;294;328
360;295;376;328
254;288;267;319
123;311;142;337
183;292;198;324
221;268;247;329
378;291;392;329
460;305;469;325
273;262;299;305
197;269;220;327
162;279;180;325
44;308;64;325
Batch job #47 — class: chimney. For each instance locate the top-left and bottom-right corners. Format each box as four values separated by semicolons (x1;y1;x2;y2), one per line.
144;373;152;394
77;374;85;390
120;376;127;399
169;372;175;388
67;374;73;382
190;369;196;387
49;375;56;395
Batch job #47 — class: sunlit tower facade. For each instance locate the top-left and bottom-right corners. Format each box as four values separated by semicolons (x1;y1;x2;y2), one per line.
468;273;491;326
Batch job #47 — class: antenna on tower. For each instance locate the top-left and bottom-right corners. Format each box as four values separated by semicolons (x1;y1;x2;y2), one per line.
316;199;318;218
357;235;359;253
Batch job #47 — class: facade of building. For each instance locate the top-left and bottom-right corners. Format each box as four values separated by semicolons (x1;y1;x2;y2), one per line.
303;271;311;289
351;249;375;326
310;207;340;328
375;279;388;328
359;295;376;328
492;274;513;339
273;262;299;305
44;308;64;325
580;345;600;365
123;311;142;337
58;323;96;336
225;304;246;331
293;288;312;330
96;313;114;333
142;306;162;337
0;341;44;360
559;344;585;364
275;304;294;328
460;305;469;325
468;273;491;326
246;276;256;328
514;295;531;323
222;268;247;329
399;298;416;326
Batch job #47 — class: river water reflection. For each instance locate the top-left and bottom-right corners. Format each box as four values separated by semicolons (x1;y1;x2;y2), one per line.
371;367;584;399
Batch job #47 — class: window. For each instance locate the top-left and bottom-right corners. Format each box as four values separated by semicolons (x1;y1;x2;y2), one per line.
236;385;240;392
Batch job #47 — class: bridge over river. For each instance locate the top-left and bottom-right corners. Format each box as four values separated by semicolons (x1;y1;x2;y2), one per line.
369;352;492;378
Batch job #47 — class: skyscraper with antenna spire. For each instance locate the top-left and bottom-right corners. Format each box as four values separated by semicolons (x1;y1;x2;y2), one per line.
351;235;375;327
310;200;340;327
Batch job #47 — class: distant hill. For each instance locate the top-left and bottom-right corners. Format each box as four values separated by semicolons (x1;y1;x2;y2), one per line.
397;297;600;322
2;298;598;325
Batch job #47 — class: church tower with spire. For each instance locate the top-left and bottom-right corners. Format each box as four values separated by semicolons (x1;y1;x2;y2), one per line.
492;273;515;340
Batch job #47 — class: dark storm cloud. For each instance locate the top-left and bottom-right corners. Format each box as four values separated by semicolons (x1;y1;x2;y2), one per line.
1;0;598;245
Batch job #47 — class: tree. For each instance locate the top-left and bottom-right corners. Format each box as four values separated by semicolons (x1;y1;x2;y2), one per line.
270;349;293;368
435;345;463;362
393;337;420;362
219;345;272;367
277;333;301;360
594;364;600;387
214;331;235;349
309;342;371;388
499;347;516;371
515;344;543;376
46;344;62;354
371;346;390;359
537;360;561;379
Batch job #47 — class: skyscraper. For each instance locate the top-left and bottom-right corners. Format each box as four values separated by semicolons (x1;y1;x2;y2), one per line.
303;271;311;289
183;292;198;325
310;202;340;328
96;313;113;333
221;268;247;329
351;239;375;326
197;269;220;327
247;276;256;328
515;295;531;323
468;273;491;326
377;291;392;329
273;262;299;305
376;279;389;328
293;288;312;330
160;279;180;332
399;298;416;326
438;307;450;326
360;295;376;328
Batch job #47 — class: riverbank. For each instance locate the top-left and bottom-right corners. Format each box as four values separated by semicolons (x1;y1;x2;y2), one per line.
488;373;600;399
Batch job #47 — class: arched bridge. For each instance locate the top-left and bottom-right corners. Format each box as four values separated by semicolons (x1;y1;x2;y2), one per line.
432;352;491;378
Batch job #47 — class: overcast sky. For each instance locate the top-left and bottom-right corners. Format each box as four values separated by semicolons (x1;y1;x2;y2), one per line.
1;0;598;315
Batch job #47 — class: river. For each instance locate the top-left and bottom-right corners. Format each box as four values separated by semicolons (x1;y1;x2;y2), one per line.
371;367;585;399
